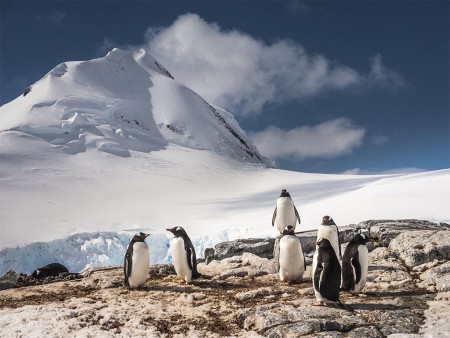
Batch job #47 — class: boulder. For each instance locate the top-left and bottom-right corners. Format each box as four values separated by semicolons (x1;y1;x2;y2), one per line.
213;238;276;261
418;261;450;292
358;219;449;247
389;230;450;267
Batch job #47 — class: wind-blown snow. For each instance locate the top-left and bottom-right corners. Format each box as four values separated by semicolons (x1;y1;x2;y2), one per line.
0;49;449;275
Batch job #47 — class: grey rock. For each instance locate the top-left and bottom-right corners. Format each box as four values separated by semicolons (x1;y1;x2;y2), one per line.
265;321;321;337
389;230;450;267
239;301;365;335
358;219;449;247
348;326;384;338
303;331;344;338
419;261;450;292
0;270;25;289
214;238;276;261
217;267;249;280
203;247;215;265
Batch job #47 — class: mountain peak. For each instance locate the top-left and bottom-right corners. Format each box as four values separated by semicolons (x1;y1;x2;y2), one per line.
0;49;272;166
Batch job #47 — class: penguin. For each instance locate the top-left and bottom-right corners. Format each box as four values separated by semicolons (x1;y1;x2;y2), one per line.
124;232;150;288
31;263;69;279
317;215;342;260
341;233;374;293
166;226;200;283
272;189;301;235
312;238;353;312
278;225;305;283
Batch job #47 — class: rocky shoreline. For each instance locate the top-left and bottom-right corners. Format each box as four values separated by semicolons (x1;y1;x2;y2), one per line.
1;219;449;337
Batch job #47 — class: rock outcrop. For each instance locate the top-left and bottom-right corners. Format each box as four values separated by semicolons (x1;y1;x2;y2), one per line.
0;219;449;337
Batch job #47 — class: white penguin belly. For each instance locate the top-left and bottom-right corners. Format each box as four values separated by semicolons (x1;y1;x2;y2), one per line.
171;237;192;283
354;245;369;292
317;226;340;259
312;250;326;302
279;236;305;282
275;198;297;233
128;242;150;288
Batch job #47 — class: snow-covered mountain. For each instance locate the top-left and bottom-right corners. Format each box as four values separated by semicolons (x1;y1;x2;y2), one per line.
1;49;449;276
0;48;270;165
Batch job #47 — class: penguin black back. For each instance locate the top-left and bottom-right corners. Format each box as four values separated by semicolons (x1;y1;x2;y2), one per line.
31;263;69;279
314;238;341;302
341;233;371;292
166;226;200;279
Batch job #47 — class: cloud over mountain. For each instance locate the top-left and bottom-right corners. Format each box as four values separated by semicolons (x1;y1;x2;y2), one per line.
250;118;365;160
143;13;404;115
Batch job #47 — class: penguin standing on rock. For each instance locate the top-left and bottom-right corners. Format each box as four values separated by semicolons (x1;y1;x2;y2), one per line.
166;226;200;283
124;232;150;288
317;215;341;259
278;225;305;283
312;238;354;312
341;233;374;293
272;189;301;235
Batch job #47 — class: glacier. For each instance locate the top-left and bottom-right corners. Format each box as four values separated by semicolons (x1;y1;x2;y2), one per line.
0;228;256;276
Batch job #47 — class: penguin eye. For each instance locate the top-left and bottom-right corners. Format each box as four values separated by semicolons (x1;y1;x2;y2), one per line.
176;226;181;231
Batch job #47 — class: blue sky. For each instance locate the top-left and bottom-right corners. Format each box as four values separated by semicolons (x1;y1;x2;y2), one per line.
1;1;449;174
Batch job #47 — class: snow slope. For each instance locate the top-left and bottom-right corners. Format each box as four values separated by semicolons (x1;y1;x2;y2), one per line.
1;49;449;275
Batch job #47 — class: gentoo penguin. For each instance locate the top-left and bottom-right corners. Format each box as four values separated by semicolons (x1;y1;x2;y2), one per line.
272;189;301;235
341;233;374;293
166;226;200;283
317;215;341;259
124;232;150;288
312;238;353;312
31;263;69;279
278;225;305;283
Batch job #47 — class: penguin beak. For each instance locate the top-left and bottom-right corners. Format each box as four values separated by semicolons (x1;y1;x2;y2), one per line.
143;233;150;238
166;228;174;233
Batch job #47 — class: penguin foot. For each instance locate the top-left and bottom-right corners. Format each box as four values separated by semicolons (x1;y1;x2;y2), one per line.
312;301;324;307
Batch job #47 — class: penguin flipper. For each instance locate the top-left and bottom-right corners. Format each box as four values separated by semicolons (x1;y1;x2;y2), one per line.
352;253;362;284
294;205;301;224
336;225;342;259
313;263;323;292
123;251;132;288
272;207;277;226
334;300;354;312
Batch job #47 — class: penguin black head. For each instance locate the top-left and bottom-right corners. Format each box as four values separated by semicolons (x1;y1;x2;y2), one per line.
321;215;336;226
282;225;296;236
31;269;41;278
132;232;150;242
279;189;291;197
166;226;188;238
316;237;333;249
352;233;376;245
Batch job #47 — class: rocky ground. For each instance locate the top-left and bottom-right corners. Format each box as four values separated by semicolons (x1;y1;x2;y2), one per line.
0;219;449;337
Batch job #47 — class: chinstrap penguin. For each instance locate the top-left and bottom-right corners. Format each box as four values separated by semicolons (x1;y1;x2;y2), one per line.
124;232;150;288
166;226;200;283
31;263;69;279
278;225;305;283
341;233;375;293
313;238;354;312
272;189;301;235
317;215;342;260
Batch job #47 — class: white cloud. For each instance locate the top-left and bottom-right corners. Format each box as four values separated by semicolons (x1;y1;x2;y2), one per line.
368;54;405;89
340;167;426;175
143;13;377;115
249;118;365;160
371;134;389;146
